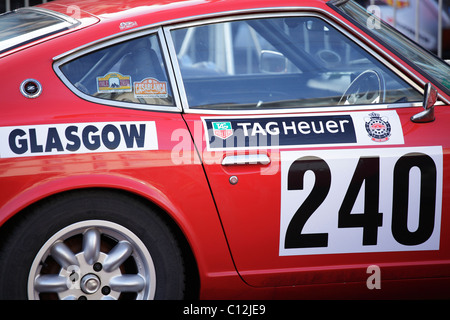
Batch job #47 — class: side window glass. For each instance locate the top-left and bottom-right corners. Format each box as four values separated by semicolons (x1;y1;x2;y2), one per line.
171;17;422;110
59;33;174;106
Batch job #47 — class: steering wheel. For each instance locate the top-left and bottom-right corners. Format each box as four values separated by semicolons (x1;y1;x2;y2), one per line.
339;69;385;105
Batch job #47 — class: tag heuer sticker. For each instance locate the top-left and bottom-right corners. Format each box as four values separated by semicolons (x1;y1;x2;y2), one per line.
202;110;403;151
212;122;233;139
134;78;168;98
365;112;391;142
97;73;132;93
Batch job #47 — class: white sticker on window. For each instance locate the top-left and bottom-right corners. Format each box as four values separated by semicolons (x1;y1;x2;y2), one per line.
97;72;132;93
134;78;168;98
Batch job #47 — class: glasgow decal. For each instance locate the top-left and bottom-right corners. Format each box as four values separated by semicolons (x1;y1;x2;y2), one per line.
0;121;158;158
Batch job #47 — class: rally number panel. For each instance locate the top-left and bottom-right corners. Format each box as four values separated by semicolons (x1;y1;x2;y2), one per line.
280;146;443;256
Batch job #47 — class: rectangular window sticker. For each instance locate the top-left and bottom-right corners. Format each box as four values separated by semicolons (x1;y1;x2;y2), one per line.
134;78;168;98
97;72;132;93
202;110;404;150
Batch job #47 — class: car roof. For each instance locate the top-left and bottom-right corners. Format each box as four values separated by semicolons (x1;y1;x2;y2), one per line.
38;0;331;25
13;0;331;60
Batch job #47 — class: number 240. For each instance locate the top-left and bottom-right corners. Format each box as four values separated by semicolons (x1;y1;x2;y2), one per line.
285;153;437;249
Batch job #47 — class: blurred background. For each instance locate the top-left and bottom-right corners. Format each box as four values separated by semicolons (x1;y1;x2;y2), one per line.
0;0;449;58
357;0;449;58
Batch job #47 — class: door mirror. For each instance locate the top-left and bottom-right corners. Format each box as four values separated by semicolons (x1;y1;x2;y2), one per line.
411;83;437;123
260;50;286;73
423;82;438;110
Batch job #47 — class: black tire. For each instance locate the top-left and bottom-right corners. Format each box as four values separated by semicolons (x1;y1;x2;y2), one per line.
0;189;186;300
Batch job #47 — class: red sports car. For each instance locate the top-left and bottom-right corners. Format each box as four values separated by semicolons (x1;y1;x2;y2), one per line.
0;0;449;300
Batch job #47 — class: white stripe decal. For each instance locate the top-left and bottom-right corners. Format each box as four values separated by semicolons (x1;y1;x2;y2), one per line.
0;121;158;158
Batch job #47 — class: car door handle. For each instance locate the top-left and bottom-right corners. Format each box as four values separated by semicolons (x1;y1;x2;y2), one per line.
221;154;271;166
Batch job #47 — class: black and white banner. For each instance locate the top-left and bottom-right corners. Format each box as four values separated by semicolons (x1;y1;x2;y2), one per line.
202;110;404;150
0;121;158;158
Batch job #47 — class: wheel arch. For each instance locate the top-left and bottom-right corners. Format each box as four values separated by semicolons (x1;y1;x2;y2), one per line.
0;175;201;299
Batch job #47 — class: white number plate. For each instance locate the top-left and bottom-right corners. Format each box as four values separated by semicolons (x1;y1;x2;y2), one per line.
279;146;443;256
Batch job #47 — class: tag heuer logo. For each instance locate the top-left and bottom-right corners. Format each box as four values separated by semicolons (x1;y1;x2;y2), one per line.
212;122;233;139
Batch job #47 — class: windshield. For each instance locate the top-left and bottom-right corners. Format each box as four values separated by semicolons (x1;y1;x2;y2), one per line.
0;8;79;54
329;0;450;94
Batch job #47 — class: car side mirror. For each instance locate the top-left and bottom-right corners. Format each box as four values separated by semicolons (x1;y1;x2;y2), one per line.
260;50;286;73
411;82;437;123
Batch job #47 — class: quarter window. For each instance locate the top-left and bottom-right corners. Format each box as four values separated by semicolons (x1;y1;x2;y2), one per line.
171;16;422;110
59;33;174;107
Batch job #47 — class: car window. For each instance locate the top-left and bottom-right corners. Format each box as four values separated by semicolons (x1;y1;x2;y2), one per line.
0;8;79;54
59;34;175;107
170;16;423;110
332;0;450;93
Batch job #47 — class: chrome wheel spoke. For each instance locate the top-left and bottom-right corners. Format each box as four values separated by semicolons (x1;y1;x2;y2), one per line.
50;241;78;269
103;240;133;272
82;228;101;265
110;275;146;292
34;274;68;293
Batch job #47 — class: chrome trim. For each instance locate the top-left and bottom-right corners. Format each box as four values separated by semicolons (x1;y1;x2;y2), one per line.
180;102;427;115
163;26;190;113
53;28;182;113
20;79;42;98
222;154;271;166
162;11;430;115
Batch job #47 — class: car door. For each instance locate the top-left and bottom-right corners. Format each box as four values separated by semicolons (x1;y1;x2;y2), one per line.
165;13;450;293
